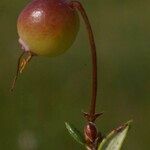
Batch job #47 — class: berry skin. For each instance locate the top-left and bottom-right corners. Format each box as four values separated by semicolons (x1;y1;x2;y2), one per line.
17;0;79;57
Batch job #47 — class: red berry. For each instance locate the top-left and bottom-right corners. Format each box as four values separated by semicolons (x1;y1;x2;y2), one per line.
17;0;79;57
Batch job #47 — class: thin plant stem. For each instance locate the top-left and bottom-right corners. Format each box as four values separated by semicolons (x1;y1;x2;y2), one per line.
70;1;98;122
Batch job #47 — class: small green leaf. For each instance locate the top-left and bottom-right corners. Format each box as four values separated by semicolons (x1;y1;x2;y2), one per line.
98;120;132;150
65;122;85;145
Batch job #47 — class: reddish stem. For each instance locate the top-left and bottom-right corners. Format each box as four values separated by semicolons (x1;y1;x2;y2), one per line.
70;1;99;122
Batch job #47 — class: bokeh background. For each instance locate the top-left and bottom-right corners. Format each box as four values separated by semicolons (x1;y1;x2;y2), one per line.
0;0;150;149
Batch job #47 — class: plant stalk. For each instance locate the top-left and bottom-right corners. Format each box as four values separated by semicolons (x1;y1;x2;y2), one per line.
70;1;99;122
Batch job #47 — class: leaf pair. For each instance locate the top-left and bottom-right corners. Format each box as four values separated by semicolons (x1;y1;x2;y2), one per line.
65;120;132;150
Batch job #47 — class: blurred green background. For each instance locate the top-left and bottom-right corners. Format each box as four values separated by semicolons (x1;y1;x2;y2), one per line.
0;0;150;149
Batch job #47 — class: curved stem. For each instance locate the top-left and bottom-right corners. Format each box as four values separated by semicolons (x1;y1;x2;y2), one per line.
70;1;98;122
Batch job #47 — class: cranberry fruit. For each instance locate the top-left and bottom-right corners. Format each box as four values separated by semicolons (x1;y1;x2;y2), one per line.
17;0;79;57
11;0;96;94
